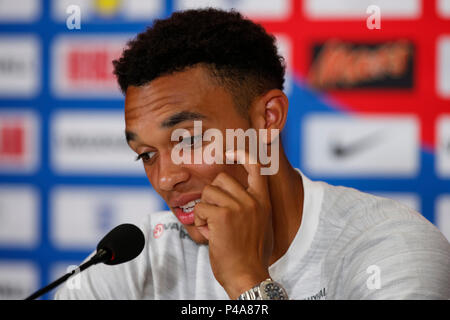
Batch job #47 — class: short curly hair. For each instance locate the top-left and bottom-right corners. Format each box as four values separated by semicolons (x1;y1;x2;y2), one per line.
112;8;286;115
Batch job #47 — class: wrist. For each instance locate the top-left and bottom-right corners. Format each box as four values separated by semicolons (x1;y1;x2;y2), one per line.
225;271;271;300
238;278;289;300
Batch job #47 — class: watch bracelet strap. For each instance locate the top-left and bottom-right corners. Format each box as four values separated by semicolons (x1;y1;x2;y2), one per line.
237;284;262;300
237;278;271;300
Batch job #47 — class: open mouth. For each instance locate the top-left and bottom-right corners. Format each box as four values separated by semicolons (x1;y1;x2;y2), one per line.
174;198;201;225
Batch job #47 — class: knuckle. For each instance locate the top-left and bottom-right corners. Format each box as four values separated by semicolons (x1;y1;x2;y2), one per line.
201;185;213;199
214;172;228;184
235;201;245;213
247;197;259;211
193;203;203;217
195;202;204;211
216;172;226;179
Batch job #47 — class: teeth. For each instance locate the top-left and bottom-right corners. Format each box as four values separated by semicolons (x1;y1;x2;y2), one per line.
180;199;201;211
183;206;194;213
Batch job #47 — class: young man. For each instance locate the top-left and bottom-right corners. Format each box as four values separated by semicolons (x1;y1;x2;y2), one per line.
55;9;450;300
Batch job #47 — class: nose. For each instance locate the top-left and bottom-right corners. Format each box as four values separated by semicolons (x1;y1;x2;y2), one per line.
156;152;190;191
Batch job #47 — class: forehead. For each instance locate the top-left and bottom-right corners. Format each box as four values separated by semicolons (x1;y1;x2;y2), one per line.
124;66;224;123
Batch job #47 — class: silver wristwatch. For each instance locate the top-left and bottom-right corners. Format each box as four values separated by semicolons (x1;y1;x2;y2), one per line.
238;278;288;300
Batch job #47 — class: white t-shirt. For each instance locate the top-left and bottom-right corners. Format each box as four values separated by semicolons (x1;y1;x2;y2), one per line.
55;171;450;300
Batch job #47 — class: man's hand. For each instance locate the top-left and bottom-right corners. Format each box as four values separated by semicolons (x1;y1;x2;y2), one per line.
194;150;274;299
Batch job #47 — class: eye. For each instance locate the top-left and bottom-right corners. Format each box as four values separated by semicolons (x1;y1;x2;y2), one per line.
135;151;156;163
180;134;203;148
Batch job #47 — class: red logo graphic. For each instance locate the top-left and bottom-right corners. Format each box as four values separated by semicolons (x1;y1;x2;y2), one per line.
153;223;164;239
52;37;128;97
67;49;119;85
308;40;413;90
0;120;25;162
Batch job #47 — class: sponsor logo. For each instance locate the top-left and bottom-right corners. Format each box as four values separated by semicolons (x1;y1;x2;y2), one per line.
51;35;129;98
0;262;38;300
308;40;414;90
0;185;39;248
0;36;40;97
304;287;327;300
0;110;39;173
437;36;450;98
436;115;450;178
436;195;450;242
175;0;291;20
152;222;192;241
153;224;164;239
304;0;421;19
0;0;41;22
0;121;24;157
51;110;144;175
52;0;164;22
330;130;384;159
366;265;381;290
302;114;419;177
50;187;162;249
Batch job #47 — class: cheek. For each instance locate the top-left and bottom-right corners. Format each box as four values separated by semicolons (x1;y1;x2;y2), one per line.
223;163;249;188
144;165;157;187
192;163;223;180
199;164;249;191
189;162;247;186
145;160;248;194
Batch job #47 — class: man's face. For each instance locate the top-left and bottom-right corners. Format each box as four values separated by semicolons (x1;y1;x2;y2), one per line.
125;66;250;244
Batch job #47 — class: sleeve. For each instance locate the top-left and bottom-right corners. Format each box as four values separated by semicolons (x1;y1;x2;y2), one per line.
338;216;450;300
54;218;153;300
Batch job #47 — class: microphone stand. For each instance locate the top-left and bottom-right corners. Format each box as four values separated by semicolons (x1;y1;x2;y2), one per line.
24;248;111;300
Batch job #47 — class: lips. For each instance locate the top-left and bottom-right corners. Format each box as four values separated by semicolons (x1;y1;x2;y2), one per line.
169;193;202;208
170;194;202;225
174;207;194;225
179;198;201;212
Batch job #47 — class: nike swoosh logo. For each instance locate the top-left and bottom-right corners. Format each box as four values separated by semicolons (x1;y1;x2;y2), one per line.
331;131;384;158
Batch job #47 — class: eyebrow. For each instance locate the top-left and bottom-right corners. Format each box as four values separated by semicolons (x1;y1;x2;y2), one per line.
125;110;207;143
125;131;137;143
161;111;207;128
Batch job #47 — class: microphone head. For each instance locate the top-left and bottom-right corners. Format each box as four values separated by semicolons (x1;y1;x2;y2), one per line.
97;223;145;265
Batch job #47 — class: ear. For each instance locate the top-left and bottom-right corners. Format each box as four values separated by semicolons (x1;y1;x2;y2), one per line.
249;89;289;144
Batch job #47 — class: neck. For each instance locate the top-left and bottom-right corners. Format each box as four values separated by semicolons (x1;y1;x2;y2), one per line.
267;149;304;265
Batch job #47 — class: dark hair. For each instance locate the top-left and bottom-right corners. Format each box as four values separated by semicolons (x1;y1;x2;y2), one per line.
113;8;286;114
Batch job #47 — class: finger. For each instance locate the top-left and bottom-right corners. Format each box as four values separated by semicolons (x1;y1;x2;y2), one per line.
210;172;250;202
194;201;212;227
224;149;269;198
193;202;212;240
201;184;240;211
194;201;224;240
196;225;210;240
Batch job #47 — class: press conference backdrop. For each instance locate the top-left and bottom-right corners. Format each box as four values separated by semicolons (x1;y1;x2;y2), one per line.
0;0;449;300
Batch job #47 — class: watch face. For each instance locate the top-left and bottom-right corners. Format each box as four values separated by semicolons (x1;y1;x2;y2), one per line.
260;280;288;300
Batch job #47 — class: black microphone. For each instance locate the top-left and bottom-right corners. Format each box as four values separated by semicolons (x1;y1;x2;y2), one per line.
25;223;145;300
